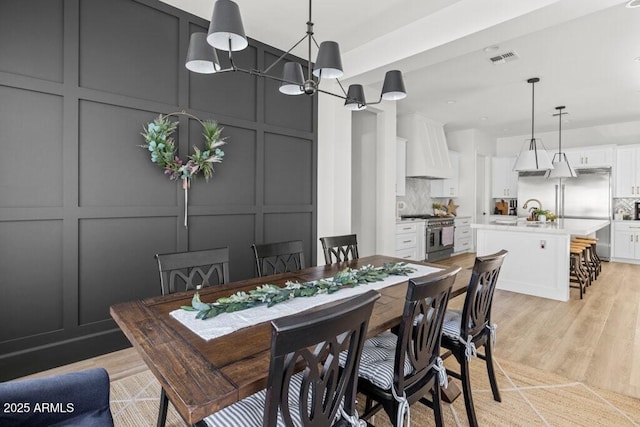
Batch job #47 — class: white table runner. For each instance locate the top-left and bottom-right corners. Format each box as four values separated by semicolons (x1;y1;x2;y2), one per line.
170;263;441;341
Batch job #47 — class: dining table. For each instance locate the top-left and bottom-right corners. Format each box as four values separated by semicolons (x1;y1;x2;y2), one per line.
110;255;471;425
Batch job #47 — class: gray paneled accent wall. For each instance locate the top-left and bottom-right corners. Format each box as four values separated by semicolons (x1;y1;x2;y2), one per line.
0;0;317;380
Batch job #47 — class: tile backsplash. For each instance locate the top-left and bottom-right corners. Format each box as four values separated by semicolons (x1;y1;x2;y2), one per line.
613;198;640;218
396;178;434;216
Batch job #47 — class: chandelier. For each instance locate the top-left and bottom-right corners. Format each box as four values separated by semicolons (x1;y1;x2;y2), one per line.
185;0;407;110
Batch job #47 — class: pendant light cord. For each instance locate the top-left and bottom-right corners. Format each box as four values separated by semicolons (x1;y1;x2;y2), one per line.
530;80;536;150
558;107;562;153
554;106;566;155
531;81;535;141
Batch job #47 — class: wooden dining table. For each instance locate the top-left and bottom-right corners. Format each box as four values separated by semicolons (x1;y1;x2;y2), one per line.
110;255;470;425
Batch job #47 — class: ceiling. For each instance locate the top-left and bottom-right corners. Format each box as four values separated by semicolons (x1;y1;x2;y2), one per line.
160;0;640;138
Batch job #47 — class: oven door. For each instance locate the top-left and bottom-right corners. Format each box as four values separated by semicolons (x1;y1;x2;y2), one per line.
426;226;444;254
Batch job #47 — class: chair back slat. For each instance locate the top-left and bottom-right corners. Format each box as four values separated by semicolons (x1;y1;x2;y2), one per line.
395;266;460;394
319;234;359;264
461;250;508;338
155;247;229;295
264;290;379;427
252;240;306;277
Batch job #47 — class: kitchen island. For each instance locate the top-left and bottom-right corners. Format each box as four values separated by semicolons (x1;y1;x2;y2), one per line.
472;218;610;301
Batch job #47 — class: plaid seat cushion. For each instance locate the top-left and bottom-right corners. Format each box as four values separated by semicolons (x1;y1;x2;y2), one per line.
441;309;462;340
347;331;413;391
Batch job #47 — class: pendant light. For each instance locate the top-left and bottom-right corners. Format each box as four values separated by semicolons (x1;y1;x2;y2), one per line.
546;106;577;178
513;78;554;172
185;32;220;74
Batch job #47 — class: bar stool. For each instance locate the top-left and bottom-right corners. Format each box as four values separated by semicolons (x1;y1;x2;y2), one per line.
573;237;601;277
571;239;597;283
569;245;589;299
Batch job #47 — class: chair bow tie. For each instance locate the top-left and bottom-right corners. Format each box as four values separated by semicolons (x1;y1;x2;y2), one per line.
458;334;477;362
487;323;498;348
433;356;448;389
391;386;411;427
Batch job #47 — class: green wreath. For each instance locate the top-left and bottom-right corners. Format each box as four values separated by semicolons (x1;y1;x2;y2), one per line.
140;111;226;181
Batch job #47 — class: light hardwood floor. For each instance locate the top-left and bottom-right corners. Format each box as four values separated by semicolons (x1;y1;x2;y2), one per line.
23;253;640;401
439;252;640;400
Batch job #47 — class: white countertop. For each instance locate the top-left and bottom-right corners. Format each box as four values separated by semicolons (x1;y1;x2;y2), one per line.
472;218;610;235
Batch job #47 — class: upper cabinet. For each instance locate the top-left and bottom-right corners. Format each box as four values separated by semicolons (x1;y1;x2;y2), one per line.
563;145;614;168
397;114;452;179
492;156;518;198
431;151;459;197
396;137;407;196
615;145;640;198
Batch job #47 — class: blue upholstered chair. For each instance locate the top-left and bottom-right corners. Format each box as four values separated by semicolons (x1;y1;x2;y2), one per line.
0;368;114;427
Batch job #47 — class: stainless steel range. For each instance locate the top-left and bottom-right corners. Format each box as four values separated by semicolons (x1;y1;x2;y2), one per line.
401;215;455;261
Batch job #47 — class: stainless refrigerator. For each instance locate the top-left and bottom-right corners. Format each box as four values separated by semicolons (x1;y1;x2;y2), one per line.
517;167;612;259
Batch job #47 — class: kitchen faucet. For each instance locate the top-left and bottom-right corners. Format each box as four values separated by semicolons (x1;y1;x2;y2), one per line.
522;198;542;219
522;199;542;211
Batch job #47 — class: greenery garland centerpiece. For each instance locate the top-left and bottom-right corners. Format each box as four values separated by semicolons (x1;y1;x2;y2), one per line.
140;111;227;227
182;262;417;320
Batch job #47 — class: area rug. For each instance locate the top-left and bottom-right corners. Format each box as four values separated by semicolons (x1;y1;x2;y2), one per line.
110;357;640;426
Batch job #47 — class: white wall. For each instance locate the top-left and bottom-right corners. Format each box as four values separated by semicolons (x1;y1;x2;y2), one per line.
352;111;378;256
317;82;397;264
496;119;640;156
370;91;398;259
317;81;352;264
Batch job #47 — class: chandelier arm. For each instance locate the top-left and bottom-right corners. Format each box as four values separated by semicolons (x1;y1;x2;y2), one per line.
262;34;309;75
310;34;321;49
215;59;308;88
316;87;348;101
335;79;349;97
227;39;238;71
366;93;385;106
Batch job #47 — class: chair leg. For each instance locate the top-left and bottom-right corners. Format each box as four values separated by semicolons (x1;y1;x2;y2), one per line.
484;339;501;402
432;381;444;427
460;356;478;427
157;388;169;427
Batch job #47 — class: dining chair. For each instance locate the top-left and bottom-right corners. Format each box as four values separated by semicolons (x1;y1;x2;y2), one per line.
154;247;229;427
251;240;306;277
440;249;508;427
155;247;230;295
352;265;461;427
199;290;380;427
319;234;359;264
0;368;113;427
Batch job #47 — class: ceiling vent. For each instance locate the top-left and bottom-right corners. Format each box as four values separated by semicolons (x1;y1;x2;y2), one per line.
489;51;519;64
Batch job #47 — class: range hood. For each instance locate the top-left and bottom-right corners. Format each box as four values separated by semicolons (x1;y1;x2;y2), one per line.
397;113;452;179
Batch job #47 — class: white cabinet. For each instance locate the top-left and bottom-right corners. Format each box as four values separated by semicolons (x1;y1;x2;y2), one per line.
564;145;614;168
396;137;407;196
395;221;425;261
431;151;459;197
613;221;640;260
491;157;518;198
454;216;472;253
615;145;640;198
